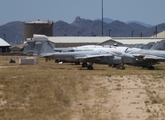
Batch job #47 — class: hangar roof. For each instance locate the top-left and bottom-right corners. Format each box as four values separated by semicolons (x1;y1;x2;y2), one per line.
48;36;112;43
112;37;164;44
47;36;164;45
0;38;11;46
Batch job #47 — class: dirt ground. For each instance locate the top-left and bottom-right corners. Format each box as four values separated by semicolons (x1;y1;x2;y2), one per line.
70;75;165;120
1;56;165;120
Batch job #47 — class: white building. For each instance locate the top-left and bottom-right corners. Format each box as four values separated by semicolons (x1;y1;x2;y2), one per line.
47;36;164;47
0;38;11;53
48;36;113;47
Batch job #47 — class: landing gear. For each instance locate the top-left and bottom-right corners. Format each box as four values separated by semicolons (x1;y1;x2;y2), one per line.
111;64;118;68
120;66;125;70
45;58;50;62
55;59;59;63
82;62;88;67
144;62;155;70
81;62;93;70
87;65;93;70
85;62;93;70
116;63;125;70
148;65;155;70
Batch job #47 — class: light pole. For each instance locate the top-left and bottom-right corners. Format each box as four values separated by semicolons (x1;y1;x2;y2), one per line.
155;26;157;37
131;31;134;37
101;0;103;36
3;34;6;40
109;30;111;36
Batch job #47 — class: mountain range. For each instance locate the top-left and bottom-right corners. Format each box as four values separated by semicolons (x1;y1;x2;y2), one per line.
0;16;165;45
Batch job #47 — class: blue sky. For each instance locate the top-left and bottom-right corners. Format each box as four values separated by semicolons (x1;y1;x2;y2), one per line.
0;0;165;26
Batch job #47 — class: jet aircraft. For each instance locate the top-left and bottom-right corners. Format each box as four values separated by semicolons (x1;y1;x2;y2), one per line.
23;36;135;70
123;47;165;69
23;34;165;70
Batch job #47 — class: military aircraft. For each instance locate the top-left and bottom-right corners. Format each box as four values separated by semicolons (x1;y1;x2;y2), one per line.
119;47;165;69
23;34;165;70
23;38;135;70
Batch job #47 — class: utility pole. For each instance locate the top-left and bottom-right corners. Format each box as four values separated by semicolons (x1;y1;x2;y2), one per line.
3;34;6;40
109;30;111;36
155;26;157;37
131;31;134;37
102;0;103;36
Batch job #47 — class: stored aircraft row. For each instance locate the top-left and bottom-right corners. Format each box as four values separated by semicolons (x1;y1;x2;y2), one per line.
23;35;165;70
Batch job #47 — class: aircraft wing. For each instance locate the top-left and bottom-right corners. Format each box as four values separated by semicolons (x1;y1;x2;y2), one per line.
75;53;113;60
132;54;165;62
143;56;165;61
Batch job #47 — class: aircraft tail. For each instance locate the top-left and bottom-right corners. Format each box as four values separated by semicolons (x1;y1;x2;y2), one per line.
33;40;55;56
150;40;165;50
23;35;55;56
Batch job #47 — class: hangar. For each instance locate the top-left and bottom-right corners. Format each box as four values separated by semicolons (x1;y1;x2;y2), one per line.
47;36;164;47
48;36;114;47
112;37;164;44
0;38;11;53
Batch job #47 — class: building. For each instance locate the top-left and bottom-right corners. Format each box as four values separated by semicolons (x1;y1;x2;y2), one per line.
48;36;113;47
151;30;165;38
112;37;164;44
24;20;54;41
0;38;11;53
27;34;165;49
47;36;164;47
10;44;24;53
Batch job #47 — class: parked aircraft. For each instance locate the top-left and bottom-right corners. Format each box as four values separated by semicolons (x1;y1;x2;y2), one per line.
23;34;165;70
150;40;165;50
123;47;165;69
23;38;135;70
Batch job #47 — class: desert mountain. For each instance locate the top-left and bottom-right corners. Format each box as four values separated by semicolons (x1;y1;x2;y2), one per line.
0;17;165;45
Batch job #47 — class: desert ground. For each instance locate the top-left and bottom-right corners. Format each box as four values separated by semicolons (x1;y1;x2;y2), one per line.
1;56;165;120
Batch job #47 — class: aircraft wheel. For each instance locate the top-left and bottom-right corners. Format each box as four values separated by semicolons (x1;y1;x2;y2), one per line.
87;65;93;70
120;67;125;70
108;64;112;67
55;59;59;63
142;65;146;68
82;62;88;67
45;58;50;62
113;64;119;68
148;66;154;70
116;65;121;69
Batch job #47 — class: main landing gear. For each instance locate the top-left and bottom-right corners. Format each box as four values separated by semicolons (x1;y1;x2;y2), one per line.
111;63;125;70
82;62;93;70
116;63;125;70
148;65;155;70
82;62;88;67
142;65;155;70
142;62;155;70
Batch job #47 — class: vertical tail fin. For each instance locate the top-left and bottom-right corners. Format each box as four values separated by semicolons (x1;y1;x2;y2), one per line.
150;40;165;50
33;40;55;56
23;39;55;56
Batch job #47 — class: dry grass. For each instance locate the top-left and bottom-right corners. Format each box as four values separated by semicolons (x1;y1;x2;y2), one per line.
1;56;165;120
